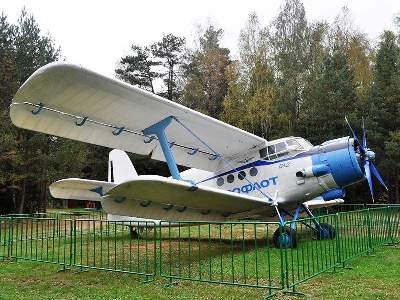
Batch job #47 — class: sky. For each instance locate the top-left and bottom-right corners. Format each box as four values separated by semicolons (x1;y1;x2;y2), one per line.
2;0;399;77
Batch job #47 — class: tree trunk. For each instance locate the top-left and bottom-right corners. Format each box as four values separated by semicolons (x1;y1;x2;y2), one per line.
39;180;48;212
395;175;400;204
18;180;26;214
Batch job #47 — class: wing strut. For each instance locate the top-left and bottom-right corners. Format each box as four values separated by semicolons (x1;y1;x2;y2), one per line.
143;116;182;180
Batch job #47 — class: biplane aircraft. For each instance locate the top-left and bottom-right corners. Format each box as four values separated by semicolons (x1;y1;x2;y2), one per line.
9;63;388;247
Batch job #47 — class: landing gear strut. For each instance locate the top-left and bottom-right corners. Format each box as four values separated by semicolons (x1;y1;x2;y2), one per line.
272;204;336;248
272;206;300;248
316;223;336;240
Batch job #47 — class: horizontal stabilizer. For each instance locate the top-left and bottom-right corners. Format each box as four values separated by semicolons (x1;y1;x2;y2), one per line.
50;179;117;201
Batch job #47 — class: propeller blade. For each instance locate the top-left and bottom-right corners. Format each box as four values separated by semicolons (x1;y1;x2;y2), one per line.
362;118;367;148
345;116;358;141
364;160;374;202
370;162;389;191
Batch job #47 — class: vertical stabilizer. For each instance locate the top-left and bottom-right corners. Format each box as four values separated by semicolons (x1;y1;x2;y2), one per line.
108;149;138;184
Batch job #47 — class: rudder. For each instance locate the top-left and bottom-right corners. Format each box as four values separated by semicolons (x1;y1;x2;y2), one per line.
108;149;138;184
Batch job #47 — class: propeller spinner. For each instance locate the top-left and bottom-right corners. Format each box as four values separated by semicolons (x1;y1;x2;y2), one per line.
345;117;388;201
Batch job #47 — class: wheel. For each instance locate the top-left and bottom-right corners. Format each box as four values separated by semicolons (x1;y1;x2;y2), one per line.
273;226;298;248
316;223;336;240
129;227;140;239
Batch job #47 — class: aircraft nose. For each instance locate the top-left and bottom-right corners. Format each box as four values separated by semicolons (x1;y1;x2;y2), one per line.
312;137;364;188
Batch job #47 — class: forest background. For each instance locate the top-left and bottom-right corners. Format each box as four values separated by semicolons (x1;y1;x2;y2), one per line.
1;0;400;213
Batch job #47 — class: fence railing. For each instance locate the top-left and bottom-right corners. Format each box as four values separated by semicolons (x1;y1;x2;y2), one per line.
0;206;399;297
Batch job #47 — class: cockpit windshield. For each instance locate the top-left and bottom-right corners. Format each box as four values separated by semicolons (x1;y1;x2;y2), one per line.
259;137;313;161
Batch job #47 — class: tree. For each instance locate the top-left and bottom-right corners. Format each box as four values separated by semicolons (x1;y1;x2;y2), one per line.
269;0;310;134
330;7;373;102
0;9;64;213
385;131;400;203
299;49;358;144
151;34;186;100
115;45;160;93
181;25;231;118
116;34;186;101
368;31;400;202
222;13;281;139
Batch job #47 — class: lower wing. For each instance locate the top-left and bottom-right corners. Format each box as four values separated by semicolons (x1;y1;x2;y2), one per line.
304;198;345;209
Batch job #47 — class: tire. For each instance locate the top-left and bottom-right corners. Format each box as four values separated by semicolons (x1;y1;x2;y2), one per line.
316;223;336;240
129;227;140;239
273;226;298;248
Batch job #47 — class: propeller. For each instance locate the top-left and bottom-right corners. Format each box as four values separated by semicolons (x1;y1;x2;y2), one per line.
345;117;388;202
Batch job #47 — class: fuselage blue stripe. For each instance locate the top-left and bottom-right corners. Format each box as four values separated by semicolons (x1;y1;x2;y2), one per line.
198;151;312;184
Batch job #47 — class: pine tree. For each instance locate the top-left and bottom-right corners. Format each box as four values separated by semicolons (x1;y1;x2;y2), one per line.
0;9;64;213
115;45;160;93
299;49;358;144
369;31;400;202
151;34;186;100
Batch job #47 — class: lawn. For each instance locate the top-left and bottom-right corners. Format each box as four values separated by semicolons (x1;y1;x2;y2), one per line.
0;245;399;299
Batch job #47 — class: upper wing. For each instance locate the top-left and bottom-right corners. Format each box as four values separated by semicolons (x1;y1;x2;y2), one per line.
10;63;266;172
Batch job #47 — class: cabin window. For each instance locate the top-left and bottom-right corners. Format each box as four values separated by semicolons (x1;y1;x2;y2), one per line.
217;177;224;186
259;147;268;159
238;171;246;180
249;167;258;176
227;174;234;183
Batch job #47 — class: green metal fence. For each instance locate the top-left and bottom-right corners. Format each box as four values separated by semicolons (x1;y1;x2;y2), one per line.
159;221;283;297
0;217;73;267
73;219;156;278
0;206;399;297
283;213;339;293
158;206;400;297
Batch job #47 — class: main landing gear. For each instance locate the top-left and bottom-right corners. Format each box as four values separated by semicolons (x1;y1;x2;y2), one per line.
272;204;336;248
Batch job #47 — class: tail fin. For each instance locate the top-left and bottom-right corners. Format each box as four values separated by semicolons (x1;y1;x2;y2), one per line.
108;149;138;184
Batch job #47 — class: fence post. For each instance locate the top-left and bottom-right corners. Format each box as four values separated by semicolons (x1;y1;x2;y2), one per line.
334;213;341;266
7;217;13;259
69;219;73;268
366;208;373;253
278;223;287;290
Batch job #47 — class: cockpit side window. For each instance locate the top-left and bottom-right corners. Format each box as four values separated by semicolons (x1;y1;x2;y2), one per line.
275;142;286;153
267;145;277;159
286;139;300;147
295;138;313;149
275;142;287;158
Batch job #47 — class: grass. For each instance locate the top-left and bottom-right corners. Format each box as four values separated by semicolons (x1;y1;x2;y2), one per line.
0;246;398;299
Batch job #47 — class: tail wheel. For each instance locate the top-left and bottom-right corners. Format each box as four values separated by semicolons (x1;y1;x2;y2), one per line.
316;223;336;240
129;227;140;239
273;226;298;248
